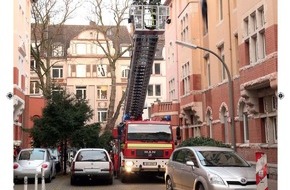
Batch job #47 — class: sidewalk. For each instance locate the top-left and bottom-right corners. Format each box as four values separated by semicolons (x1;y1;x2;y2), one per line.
268;179;277;190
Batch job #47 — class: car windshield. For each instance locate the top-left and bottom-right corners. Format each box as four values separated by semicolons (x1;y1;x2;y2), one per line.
76;150;108;162
19;149;45;160
127;123;172;141
196;150;250;167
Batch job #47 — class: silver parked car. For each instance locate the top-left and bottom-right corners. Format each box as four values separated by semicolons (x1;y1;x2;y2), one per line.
14;148;56;183
70;148;114;185
165;146;257;190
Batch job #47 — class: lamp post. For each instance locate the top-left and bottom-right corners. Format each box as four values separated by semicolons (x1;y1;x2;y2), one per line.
175;40;236;151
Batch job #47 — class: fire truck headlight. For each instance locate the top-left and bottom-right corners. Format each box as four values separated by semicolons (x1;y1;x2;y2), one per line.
125;161;134;172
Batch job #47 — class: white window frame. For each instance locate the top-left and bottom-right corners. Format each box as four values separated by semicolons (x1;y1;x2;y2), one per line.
76;86;86;99
121;66;130;78
52;66;63;78
30;81;40;95
97;86;107;100
98;109;107;122
153;62;161;75
76;64;86;77
97;65;107;77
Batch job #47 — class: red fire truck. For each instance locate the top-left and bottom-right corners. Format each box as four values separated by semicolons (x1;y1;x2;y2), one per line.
111;0;179;182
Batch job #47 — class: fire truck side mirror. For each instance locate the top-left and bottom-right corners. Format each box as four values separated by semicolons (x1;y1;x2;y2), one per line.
176;126;181;140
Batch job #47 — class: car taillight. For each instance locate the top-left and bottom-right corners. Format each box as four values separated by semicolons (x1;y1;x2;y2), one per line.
13;163;18;169
71;162;75;172
42;164;48;168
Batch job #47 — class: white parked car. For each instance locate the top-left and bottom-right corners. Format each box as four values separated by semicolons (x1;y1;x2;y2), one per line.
70;148;114;185
165;146;257;190
14;148;57;183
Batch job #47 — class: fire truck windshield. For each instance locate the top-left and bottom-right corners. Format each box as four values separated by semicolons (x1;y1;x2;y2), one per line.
127;123;172;141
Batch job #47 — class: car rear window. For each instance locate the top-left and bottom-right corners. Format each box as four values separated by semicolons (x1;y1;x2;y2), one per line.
76;150;108;162
19;150;45;160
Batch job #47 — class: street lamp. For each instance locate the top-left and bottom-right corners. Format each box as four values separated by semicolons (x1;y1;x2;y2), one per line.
175;40;236;151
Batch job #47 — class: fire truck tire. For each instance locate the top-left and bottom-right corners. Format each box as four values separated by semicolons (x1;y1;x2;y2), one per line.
120;173;128;183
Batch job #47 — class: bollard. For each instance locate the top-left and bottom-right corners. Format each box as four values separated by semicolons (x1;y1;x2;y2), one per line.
41;167;46;190
35;173;38;190
24;176;28;190
256;151;268;190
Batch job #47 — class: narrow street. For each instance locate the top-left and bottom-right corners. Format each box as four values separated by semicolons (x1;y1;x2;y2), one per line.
14;173;165;190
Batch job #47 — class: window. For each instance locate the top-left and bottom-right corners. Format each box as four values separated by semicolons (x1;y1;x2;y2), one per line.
98;108;107;122
52;44;64;57
52;66;63;78
147;84;161;96
261;95;277;144
76;86;86;99
259;30;266;59
76;65;86;77
121;66;130;78
180;14;189;42
97;65;107;77
153;63;161;74
169;78;175;101
218;0;223;21
258;6;265;27
30;81;40;94
243;112;249;143
155;84;161;96
147;85;153;96
265;116;277;144
182;62;190;95
30;60;36;70
121;46;130;57
97;86;107;99
52;87;63;97
201;0;208;35
243;6;266;64
206;111;212;138
76;43;87;55
204;56;211;86
250;12;257;32
251;35;258;62
218;45;226;81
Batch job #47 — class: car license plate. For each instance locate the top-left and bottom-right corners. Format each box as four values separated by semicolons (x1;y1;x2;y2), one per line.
85;168;100;172
143;162;157;166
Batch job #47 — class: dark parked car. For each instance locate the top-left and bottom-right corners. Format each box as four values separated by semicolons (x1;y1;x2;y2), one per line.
164;146;257;190
70;148;114;185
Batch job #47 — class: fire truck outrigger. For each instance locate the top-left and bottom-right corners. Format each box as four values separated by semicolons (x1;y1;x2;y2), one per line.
111;0;179;183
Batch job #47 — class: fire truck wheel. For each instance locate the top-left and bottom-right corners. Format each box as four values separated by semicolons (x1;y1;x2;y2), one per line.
120;173;128;183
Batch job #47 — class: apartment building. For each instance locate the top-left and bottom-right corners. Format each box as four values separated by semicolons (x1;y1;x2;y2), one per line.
157;0;277;178
24;22;167;147
13;0;33;148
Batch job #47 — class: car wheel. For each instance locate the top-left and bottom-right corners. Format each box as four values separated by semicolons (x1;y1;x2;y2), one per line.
197;183;205;190
70;176;76;185
45;173;52;183
107;177;114;185
166;177;173;190
120;173;127;183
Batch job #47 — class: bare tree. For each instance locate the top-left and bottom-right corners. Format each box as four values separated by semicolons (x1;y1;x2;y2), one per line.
31;0;82;98
89;0;132;131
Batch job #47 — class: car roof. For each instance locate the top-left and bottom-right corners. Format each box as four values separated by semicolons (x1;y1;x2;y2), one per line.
176;146;234;152
20;148;48;151
77;148;108;151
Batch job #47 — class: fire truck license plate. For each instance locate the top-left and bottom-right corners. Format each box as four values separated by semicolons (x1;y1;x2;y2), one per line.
143;162;157;166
